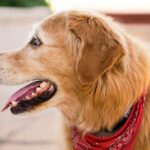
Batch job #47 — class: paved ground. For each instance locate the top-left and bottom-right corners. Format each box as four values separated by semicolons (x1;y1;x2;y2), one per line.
0;7;150;150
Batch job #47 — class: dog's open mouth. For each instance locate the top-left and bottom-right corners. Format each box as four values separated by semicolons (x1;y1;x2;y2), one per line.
2;80;57;114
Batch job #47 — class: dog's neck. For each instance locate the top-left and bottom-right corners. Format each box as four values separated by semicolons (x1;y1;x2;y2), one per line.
93;107;131;137
72;92;146;150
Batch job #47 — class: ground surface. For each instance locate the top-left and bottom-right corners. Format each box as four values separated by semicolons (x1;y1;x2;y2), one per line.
0;7;150;150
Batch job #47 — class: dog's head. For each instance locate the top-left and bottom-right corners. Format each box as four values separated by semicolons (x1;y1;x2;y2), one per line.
1;10;128;131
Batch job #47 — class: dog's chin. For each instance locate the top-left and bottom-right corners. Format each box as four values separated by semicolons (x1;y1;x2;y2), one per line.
2;79;57;114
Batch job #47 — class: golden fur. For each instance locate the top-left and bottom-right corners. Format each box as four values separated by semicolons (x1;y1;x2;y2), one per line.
0;10;150;149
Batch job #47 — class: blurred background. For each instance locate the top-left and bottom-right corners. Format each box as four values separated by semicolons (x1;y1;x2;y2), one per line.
0;0;150;150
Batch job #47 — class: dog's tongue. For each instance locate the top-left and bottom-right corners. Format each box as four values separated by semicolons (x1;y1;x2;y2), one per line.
1;81;41;112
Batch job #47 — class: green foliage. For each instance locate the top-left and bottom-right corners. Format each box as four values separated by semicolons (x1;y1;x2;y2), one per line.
0;0;48;7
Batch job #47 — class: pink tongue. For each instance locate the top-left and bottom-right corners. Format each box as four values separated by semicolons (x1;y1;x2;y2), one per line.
1;81;41;112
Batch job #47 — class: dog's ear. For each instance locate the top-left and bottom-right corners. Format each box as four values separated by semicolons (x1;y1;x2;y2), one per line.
68;11;126;84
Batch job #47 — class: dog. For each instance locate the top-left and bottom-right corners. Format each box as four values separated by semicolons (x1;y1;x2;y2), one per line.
1;10;150;150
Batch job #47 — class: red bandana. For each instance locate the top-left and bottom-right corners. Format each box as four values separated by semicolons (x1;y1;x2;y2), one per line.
72;91;147;150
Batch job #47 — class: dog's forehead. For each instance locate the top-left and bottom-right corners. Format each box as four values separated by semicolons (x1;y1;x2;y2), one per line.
28;22;54;45
28;12;69;45
38;13;68;43
41;12;67;33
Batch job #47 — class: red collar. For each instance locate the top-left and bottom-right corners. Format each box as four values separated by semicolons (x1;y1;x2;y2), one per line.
72;91;147;150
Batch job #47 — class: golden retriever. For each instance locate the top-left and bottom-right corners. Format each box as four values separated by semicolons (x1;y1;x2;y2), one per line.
1;10;150;150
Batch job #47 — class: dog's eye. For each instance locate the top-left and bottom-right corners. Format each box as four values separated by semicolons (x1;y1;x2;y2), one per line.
30;37;42;48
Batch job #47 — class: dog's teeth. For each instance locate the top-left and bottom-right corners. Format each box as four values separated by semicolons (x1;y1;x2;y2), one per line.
40;82;48;88
36;87;42;92
49;84;54;91
31;92;37;97
26;96;30;100
11;101;18;107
